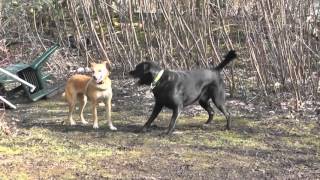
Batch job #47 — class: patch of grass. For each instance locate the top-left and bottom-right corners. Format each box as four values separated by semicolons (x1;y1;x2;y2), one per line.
182;152;214;170
4;128;114;159
0;173;9;180
181;150;254;171
0;172;28;180
0;123;148;179
204;131;268;149
235;117;256;127
280;136;320;150
13;173;29;180
162;115;268;149
0;145;22;155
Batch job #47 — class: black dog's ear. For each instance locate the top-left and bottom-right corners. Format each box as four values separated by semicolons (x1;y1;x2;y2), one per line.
143;63;150;72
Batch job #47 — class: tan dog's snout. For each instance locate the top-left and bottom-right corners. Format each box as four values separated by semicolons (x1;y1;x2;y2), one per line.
90;61;110;83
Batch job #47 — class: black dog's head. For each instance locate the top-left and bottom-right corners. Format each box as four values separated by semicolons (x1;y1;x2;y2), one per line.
129;61;162;85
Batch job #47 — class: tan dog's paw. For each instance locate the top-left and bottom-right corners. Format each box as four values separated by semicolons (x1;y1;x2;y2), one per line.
81;120;88;125
109;125;117;131
70;120;76;126
93;123;99;129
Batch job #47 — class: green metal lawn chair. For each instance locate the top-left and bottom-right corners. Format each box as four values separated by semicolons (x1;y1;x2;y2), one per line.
0;44;59;102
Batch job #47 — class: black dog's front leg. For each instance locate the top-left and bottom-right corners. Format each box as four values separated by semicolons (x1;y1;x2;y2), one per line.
166;107;181;134
141;103;163;132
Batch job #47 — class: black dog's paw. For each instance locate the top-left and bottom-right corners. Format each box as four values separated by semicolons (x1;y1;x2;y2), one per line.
203;122;213;127
158;132;170;137
138;126;149;133
224;125;231;131
160;130;182;137
166;129;175;135
149;124;159;130
202;123;211;130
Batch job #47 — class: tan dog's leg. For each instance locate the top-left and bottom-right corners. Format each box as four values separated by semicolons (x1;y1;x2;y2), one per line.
92;100;99;129
106;96;117;130
78;94;88;125
66;93;77;126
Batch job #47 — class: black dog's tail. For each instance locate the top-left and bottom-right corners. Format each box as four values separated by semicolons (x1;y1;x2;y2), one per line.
214;50;237;71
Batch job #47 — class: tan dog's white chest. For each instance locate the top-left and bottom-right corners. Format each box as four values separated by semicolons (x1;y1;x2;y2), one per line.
86;86;112;101
86;78;112;101
95;88;112;100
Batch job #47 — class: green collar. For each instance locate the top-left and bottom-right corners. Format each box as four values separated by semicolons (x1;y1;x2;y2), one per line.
150;70;164;90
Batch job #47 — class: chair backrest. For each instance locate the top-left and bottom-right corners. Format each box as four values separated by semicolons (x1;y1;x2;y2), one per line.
18;67;42;93
30;44;59;70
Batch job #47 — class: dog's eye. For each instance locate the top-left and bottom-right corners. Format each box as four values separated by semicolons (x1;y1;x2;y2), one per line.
98;70;102;72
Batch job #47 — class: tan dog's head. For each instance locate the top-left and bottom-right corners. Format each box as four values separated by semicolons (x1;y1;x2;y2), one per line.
90;61;110;84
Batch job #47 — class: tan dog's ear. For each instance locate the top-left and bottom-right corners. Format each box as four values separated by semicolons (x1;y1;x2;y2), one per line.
103;61;108;67
103;60;112;72
90;62;96;68
104;61;111;76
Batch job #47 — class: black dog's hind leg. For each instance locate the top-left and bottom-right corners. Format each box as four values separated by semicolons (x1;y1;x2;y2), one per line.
211;87;231;130
199;100;214;124
212;97;231;130
217;105;231;130
141;103;163;132
167;106;182;134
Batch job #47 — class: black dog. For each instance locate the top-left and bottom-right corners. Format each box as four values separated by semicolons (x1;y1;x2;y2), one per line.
130;50;237;134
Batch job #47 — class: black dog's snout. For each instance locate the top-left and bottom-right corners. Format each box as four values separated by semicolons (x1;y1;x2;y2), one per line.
129;70;136;76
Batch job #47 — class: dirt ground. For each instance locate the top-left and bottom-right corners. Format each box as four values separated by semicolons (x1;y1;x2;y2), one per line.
0;76;319;179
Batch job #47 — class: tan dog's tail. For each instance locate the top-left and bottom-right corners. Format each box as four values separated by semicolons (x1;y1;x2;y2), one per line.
61;92;66;100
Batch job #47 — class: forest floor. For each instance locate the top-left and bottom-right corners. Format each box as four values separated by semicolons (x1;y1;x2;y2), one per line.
0;74;319;179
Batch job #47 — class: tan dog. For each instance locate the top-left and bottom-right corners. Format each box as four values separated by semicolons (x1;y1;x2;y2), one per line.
63;61;116;130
